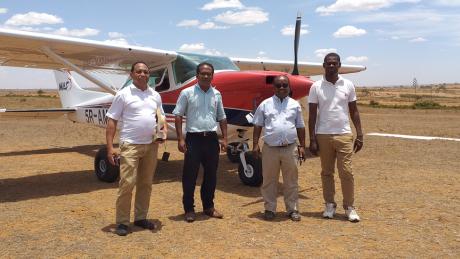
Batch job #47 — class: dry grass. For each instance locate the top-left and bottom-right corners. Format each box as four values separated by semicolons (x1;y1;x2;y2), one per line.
0;91;459;257
356;84;460;108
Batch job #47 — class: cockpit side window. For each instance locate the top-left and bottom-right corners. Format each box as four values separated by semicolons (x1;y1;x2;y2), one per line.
149;67;170;92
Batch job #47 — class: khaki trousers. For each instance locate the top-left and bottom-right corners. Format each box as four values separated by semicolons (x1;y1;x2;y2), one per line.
116;142;159;225
316;134;354;209
261;143;299;213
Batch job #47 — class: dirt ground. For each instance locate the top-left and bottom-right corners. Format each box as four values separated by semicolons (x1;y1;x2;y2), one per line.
1;95;459;257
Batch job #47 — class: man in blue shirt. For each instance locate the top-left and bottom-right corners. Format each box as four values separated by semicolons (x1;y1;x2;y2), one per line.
173;62;228;222
252;75;306;221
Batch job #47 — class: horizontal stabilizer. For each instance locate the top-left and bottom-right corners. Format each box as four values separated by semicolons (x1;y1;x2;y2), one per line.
0;108;76;119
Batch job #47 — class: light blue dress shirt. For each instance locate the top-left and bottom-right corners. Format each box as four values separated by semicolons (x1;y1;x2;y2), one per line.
253;96;305;146
173;84;226;132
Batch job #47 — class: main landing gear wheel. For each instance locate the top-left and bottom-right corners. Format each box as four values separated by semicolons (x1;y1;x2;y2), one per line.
238;152;263;187
94;147;120;183
226;142;248;163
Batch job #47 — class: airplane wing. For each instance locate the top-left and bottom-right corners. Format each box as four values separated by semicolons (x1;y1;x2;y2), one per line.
0;108;76;119
230;57;366;76
0;28;177;72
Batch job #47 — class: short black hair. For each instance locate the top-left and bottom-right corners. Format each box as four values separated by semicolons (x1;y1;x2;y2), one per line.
273;75;290;85
131;61;149;72
196;62;214;75
324;53;341;63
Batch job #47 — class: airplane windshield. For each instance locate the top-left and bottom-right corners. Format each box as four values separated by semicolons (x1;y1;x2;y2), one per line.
173;52;239;85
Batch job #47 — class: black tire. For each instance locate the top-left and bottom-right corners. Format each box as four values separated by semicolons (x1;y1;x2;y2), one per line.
238;152;263;187
94;147;120;183
226;142;241;163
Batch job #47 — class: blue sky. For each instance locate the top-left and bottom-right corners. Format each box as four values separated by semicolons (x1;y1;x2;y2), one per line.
0;0;459;88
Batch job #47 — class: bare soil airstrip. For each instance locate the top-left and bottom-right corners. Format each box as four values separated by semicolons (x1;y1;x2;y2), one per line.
0;88;459;257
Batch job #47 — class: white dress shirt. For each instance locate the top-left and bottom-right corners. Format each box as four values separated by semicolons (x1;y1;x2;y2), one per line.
253;96;305;146
107;84;163;144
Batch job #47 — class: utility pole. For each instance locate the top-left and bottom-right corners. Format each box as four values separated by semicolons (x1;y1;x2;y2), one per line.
412;77;418;101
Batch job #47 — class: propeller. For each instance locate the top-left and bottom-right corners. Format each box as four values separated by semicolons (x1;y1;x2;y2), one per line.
292;14;301;76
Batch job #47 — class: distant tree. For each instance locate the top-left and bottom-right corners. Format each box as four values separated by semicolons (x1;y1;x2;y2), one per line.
37;89;44;95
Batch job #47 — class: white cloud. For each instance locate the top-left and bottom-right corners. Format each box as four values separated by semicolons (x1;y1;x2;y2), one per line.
53;27;99;37
201;0;244;10
357;9;460;45
316;0;420;15
179;43;206;52
434;0;460;6
214;8;268;26
198;22;228;30
280;24;309;36
108;32;125;38
409;37;427;42
315;48;338;59
256;51;268;59
179;43;222;56
104;38;129;45
346;56;369;62
177;19;200;27
333;25;367;38
5;12;63;26
391;36;400;40
0;8;8;14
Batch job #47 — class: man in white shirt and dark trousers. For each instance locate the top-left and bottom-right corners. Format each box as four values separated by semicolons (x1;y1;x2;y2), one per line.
308;53;364;222
252;75;306;221
106;61;165;236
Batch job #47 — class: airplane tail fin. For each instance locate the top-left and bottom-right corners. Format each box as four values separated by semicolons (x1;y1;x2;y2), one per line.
54;70;112;108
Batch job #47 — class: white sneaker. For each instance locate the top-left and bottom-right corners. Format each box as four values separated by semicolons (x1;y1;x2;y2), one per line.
322;203;336;219
345;206;360;222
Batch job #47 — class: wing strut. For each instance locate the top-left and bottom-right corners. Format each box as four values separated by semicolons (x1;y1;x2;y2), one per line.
40;47;117;95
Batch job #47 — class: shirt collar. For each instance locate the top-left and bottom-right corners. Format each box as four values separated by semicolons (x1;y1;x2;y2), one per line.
195;84;214;94
130;83;151;93
273;95;289;103
322;75;344;85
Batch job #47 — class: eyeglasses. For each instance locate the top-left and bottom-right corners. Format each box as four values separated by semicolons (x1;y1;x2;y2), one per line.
274;83;289;88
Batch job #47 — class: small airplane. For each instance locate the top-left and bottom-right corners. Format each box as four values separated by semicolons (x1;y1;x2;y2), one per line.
0;16;365;186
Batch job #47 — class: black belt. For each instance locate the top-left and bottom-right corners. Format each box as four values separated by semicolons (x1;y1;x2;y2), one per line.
187;131;217;137
269;143;294;148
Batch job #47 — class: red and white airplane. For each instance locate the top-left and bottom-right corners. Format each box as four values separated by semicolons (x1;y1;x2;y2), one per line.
0;17;365;186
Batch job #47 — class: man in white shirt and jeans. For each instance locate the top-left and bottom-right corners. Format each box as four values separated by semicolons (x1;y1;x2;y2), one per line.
308;53;363;222
253;75;306;221
106;61;165;236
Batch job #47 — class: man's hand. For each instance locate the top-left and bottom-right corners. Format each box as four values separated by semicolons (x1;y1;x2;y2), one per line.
353;135;364;153
178;138;187;153
297;146;306;164
252;143;261;159
220;138;227;153
309;139;319;156
107;147;119;166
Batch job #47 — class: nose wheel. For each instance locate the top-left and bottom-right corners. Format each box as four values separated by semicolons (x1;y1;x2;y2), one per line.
228;128;263;187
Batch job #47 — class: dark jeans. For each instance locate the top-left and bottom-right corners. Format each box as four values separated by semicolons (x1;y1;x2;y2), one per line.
182;132;220;212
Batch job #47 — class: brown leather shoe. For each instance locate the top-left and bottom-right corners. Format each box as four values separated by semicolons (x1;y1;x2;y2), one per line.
204;208;223;219
185;211;196;223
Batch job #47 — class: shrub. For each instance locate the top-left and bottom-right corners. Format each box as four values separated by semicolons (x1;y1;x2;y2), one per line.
413;100;441;109
369;100;379;106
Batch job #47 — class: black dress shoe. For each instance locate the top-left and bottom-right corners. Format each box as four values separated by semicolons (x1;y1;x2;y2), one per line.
185;211;196;223
134;219;156;230
289;210;301;221
115;224;129;236
264;210;275;221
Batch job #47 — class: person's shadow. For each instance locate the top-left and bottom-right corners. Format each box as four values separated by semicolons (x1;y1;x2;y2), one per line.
101;219;163;234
